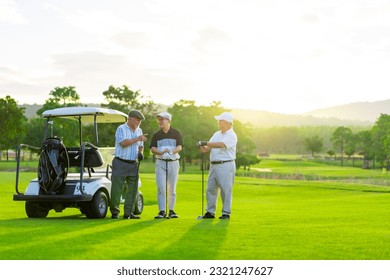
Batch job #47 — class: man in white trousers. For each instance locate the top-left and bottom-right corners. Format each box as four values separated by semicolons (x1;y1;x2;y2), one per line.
197;112;238;219
150;112;183;219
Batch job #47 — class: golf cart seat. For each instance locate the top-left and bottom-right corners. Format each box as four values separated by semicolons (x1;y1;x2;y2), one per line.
67;144;104;168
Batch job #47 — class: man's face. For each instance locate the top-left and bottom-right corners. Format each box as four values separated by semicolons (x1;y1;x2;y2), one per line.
129;117;142;129
157;116;169;128
218;120;231;131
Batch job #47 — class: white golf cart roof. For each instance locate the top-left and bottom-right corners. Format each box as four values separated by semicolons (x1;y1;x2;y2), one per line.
42;107;128;123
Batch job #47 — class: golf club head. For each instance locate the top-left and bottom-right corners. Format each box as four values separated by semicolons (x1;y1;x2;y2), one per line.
196;215;203;220
165;216;170;219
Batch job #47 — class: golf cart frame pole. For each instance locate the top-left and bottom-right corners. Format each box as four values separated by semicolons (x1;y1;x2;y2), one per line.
15;144;22;195
78;117;82;146
15;144;40;195
94;115;98;146
42;118;50;142
79;142;86;195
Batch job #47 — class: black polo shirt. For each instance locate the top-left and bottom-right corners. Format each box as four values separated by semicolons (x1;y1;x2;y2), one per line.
150;127;183;151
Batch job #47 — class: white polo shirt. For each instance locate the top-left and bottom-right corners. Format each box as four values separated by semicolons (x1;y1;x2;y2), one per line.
209;128;237;162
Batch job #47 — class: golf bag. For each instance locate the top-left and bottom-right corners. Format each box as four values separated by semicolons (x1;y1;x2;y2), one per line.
37;137;69;194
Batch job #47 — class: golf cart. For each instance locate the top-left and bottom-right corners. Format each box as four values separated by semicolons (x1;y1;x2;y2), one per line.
13;107;144;219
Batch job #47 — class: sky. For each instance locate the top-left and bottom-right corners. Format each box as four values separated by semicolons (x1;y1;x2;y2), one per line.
1;0;390;114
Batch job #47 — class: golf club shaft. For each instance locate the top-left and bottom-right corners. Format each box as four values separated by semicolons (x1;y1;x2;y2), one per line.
201;152;204;217
134;160;140;214
165;160;168;217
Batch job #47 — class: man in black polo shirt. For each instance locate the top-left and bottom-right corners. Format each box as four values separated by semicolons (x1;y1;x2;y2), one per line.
150;112;183;219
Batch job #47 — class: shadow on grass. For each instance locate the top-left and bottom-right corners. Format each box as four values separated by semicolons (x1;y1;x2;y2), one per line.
0;216;158;260
122;219;230;260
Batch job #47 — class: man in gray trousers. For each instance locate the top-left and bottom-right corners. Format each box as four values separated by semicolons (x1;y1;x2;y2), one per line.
197;112;238;219
150;112;183;219
110;109;147;219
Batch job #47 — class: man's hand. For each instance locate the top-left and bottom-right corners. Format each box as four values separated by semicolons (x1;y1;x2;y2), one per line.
162;152;171;160
138;134;148;142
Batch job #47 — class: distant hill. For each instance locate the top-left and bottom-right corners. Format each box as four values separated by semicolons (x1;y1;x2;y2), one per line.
18;104;42;119
302;99;390;122
231;109;372;128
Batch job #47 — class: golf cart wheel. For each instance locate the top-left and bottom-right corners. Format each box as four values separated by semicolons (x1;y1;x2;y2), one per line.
25;201;49;218
84;191;108;219
133;191;144;215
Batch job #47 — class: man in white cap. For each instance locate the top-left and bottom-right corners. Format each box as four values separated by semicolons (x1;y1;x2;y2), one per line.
150;112;183;219
197;112;237;219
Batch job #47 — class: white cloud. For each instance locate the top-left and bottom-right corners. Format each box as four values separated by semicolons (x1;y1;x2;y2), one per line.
0;0;26;24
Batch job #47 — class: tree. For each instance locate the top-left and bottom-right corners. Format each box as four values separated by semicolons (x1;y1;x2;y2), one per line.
0;96;27;160
303;135;323;157
169;100;208;169
100;85;158;152
254;126;301;154
327;149;336;159
356;130;373;159
331;126;352;166
102;85;157;114
169;100;256;161
34;87;83;146
232;121;256;155
50;86;80;105
371;114;390;170
37;86;82;115
236;154;261;170
356;130;375;169
344;132;358;166
20;118;46;160
168;100;257;171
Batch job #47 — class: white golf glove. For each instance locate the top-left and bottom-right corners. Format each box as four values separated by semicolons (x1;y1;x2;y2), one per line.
162;152;171;160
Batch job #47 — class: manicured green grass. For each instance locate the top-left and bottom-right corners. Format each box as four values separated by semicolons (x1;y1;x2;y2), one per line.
1;164;390;260
260;159;382;177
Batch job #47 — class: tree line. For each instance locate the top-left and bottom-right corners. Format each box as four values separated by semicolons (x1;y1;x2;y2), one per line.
252;118;390;170
0;86;259;169
1;85;389;170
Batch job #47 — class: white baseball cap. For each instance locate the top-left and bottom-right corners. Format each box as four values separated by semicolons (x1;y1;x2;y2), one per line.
215;112;234;123
157;112;172;121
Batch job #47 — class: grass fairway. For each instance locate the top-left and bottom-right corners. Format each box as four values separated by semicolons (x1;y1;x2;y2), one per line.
1;166;390;260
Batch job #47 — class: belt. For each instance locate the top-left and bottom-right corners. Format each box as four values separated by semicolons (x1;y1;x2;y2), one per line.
210;160;234;165
158;158;178;162
115;157;136;164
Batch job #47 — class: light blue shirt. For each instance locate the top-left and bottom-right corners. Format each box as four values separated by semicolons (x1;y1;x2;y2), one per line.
114;123;144;161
